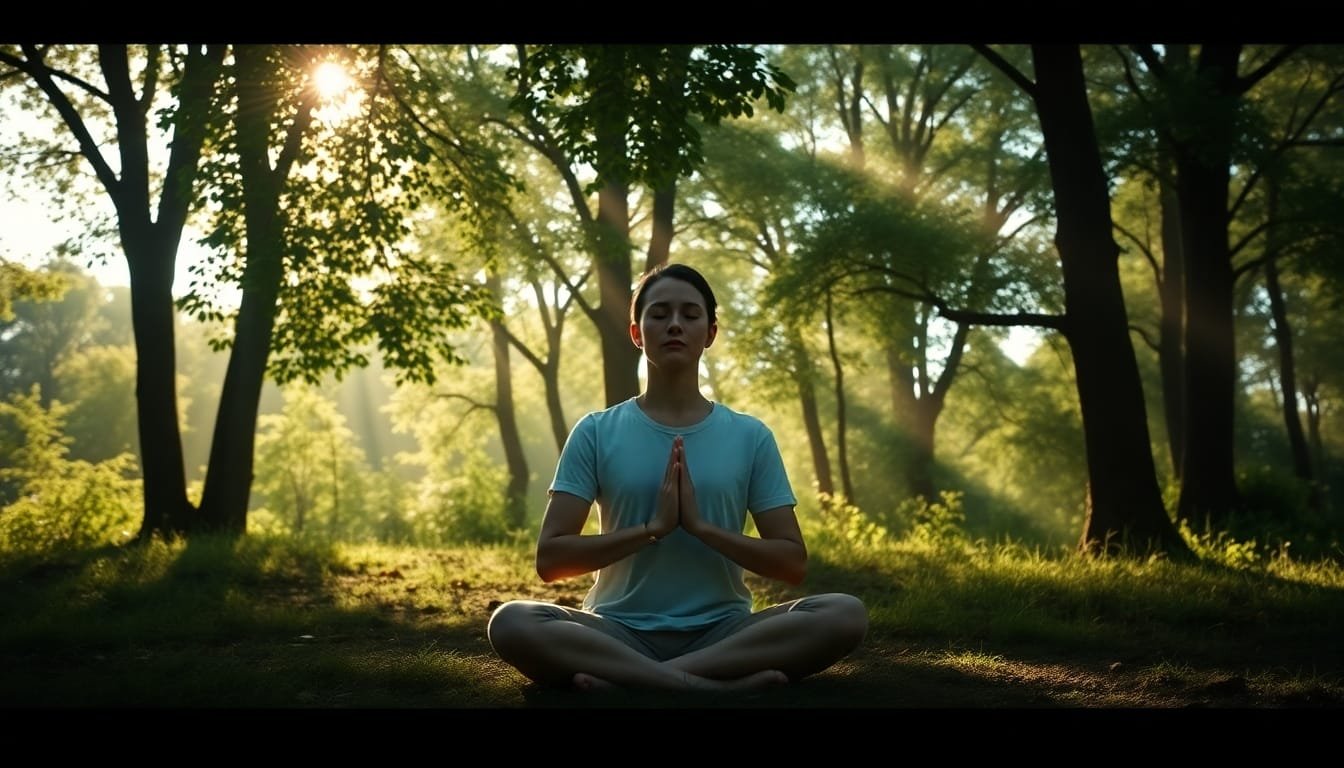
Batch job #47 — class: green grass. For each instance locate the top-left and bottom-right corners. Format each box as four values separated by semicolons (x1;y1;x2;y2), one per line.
2;532;1342;708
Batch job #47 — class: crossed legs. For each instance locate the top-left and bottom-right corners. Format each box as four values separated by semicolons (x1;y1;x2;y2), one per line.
487;593;867;691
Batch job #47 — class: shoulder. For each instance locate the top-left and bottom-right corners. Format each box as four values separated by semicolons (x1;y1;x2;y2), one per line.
712;402;774;438
573;398;638;433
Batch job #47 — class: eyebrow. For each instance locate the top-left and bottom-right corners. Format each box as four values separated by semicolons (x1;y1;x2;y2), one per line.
646;301;703;309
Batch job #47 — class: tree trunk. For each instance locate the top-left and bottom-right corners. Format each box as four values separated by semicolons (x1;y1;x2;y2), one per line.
907;322;968;503
595;177;640;406
789;328;834;498
645;182;676;274
1261;183;1313;487
542;363;568;454
488;274;530;529
1157;165;1186;480
197;45;315;537
1031;44;1189;557
824;290;855;503
1175;44;1243;529
128;238;192;539
6;44;225;541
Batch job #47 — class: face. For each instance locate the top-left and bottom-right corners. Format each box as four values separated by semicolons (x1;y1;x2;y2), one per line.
630;277;717;368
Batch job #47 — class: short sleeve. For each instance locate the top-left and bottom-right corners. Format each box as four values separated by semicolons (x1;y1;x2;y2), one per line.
747;422;796;514
550;413;599;503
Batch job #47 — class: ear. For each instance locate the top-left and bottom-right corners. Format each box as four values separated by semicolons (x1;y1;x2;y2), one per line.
705;322;718;348
629;321;643;349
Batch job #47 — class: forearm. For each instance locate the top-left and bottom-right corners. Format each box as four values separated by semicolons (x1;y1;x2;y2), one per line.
536;524;658;583
688;524;807;585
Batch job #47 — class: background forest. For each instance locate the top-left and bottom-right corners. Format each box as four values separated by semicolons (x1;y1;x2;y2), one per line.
2;43;1343;568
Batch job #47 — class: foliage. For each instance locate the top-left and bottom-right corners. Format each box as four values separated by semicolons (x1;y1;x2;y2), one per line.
509;45;795;191
52;344;143;463
0;259;98;399
0;259;68;322
180;45;510;388
409;451;516;545
1177;519;1263;570
0;388;140;558
252;385;371;539
811;490;892;552
901;490;971;549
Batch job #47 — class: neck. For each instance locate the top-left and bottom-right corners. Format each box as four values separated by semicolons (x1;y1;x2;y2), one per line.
640;368;708;413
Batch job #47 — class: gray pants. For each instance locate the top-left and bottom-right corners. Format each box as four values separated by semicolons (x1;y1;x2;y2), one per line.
490;593;852;662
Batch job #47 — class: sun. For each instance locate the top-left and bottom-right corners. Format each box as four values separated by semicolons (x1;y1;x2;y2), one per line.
313;60;353;101
310;59;364;124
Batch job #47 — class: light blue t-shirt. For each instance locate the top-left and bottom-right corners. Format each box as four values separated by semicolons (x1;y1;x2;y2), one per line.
549;397;797;631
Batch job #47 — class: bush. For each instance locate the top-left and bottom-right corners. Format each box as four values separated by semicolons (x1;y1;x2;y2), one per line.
0;452;141;558
410;454;514;545
0;389;140;559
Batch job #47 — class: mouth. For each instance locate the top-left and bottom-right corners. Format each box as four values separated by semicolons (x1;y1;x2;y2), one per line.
662;341;686;349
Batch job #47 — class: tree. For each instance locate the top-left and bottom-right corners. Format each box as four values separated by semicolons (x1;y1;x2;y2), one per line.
0;259;100;405
503;45;794;406
253;385;368;538
0;44;227;538
964;44;1189;556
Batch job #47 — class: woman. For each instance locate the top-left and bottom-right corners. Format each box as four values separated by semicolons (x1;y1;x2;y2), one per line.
487;263;868;692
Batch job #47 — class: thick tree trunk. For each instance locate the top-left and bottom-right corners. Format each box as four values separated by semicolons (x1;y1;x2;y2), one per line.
1175;44;1243;529
1031;44;1189;557
907;401;938;503
108;45;223;541
488;275;530;529
128;239;192;539
595;178;640;406
906;322;967;503
645;182;676;274
196;253;285;536
197;45;314;537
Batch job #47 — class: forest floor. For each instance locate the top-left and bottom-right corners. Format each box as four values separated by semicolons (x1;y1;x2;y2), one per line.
3;539;1341;714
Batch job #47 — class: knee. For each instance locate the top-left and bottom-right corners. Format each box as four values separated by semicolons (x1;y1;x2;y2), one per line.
486;600;541;657
819;593;868;648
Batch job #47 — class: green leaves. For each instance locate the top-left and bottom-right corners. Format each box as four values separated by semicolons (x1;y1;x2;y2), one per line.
508;45;795;193
182;45;513;387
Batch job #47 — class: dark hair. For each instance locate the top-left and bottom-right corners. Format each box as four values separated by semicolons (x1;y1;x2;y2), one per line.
630;263;718;326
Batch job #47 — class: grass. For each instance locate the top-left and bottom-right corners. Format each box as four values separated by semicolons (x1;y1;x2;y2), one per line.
2;531;1342;710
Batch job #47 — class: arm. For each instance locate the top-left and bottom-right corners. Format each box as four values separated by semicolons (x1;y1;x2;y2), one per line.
534;414;682;583
687;504;808;586
672;436;807;585
534;491;656;583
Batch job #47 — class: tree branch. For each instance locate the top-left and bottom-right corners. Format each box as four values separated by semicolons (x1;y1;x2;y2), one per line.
971;44;1035;99
1128;323;1159;353
1238;45;1300;93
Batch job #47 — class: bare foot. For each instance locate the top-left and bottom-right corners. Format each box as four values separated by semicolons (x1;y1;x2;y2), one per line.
573;672;617;692
721;669;789;692
683;669;788;693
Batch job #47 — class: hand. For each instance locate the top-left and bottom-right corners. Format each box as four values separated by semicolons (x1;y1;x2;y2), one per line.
646;436;681;540
675;436;706;536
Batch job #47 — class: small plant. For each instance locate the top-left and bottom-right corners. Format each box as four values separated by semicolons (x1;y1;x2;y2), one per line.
814;490;890;552
1177;519;1262;570
901;490;969;549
